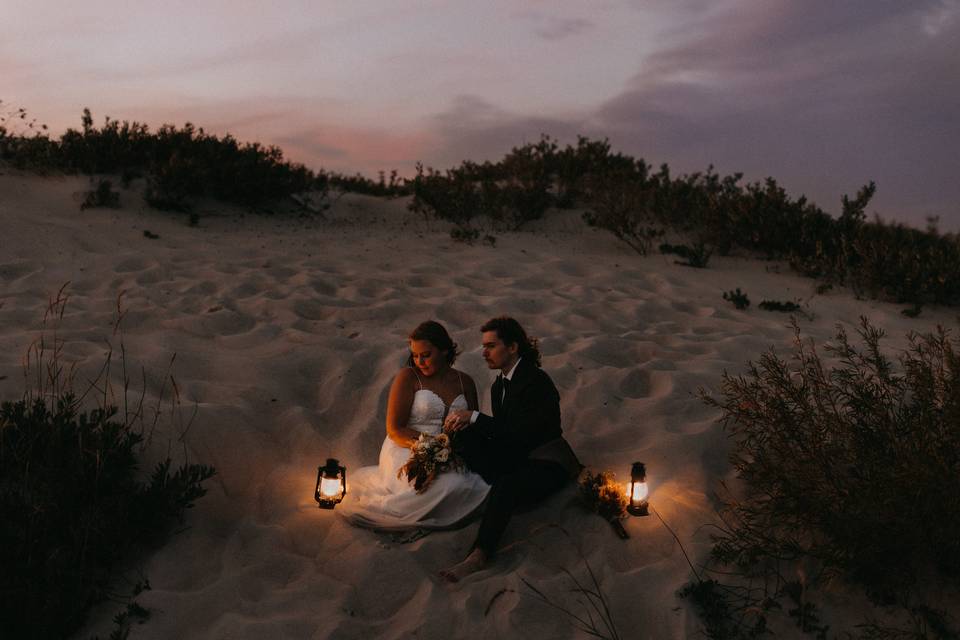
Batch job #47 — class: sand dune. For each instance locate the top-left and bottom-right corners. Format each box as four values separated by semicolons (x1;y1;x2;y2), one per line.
0;171;952;639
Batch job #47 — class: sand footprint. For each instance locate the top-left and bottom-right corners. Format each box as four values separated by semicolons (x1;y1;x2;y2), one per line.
671;301;717;317
113;256;151;273
618;368;674;400
293;298;337;321
229;280;265;299
578;336;653;368
175;305;257;337
309;278;337;296
0;260;41;282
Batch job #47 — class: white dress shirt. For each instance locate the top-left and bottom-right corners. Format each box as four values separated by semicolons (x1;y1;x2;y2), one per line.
470;357;521;423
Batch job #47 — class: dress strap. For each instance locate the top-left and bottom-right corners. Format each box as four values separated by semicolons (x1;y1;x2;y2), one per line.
411;367;423;390
457;371;464;394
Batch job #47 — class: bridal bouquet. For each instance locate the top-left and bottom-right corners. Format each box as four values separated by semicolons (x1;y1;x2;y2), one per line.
578;468;630;539
399;433;464;493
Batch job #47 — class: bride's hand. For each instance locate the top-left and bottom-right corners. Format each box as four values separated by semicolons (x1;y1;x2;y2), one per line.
443;410;471;433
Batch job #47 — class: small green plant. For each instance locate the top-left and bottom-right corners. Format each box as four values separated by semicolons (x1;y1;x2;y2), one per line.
723;288;751;310
487;525;624;640
660;241;713;268
450;224;480;244
758;299;802;312
678;578;772;639
80;178;121;210
902;303;923;318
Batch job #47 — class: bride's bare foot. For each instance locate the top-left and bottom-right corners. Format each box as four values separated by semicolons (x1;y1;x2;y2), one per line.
439;548;487;583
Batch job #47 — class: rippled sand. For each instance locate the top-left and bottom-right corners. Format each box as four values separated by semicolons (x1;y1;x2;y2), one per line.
1;172;950;639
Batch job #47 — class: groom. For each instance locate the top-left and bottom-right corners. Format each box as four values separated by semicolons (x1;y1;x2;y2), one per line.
440;316;580;582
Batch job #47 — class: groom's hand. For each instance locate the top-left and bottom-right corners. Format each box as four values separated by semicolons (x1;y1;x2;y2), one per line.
443;410;472;433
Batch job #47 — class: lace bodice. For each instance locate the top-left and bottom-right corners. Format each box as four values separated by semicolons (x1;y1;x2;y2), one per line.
409;390;467;435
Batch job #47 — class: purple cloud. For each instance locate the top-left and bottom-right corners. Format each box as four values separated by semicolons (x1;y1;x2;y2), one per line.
423;1;960;228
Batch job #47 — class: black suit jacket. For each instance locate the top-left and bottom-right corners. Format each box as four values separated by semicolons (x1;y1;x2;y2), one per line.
472;358;580;477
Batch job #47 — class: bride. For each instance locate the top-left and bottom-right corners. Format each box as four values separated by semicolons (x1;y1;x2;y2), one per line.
339;321;490;530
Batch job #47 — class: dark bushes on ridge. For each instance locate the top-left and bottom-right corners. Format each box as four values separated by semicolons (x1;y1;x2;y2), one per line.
4;103;960;309
406;131;960;310
1;107;322;210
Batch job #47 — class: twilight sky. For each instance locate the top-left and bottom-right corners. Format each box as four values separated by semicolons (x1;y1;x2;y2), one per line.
3;0;958;228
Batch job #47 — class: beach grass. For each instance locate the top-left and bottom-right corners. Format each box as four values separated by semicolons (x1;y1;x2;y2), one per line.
0;289;216;639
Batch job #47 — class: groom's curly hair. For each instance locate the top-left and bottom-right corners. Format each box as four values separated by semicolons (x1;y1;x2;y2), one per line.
481;317;542;367
407;320;460;366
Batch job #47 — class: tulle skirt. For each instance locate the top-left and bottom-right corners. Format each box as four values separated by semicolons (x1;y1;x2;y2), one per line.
338;437;490;531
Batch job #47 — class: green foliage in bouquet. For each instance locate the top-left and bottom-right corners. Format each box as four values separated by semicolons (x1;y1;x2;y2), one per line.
398;433;463;494
692;318;960;637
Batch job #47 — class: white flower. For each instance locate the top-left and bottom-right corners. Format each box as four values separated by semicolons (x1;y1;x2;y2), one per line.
435;448;449;463
435;433;450;447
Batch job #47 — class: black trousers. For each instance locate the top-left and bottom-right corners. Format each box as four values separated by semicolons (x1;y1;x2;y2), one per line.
472;458;569;557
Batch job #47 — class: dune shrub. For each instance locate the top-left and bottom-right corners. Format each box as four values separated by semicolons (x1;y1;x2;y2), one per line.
722;289;750;310
409;150;553;229
694;319;960;635
327;169;411;197
660;242;713;268
80;178;121;210
581;169;663;255
757;299;802;313
1;106;324;211
0;397;216;638
450;224;480;244
409;162;486;226
0;294;216;639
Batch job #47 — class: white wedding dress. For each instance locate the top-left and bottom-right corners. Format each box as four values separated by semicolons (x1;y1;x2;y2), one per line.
339;389;490;531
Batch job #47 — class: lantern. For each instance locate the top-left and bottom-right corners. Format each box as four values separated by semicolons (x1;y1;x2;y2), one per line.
315;458;347;509
626;461;649;516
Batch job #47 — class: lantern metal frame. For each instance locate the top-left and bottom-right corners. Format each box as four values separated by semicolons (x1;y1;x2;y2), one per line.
315;458;347;509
